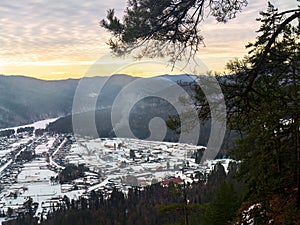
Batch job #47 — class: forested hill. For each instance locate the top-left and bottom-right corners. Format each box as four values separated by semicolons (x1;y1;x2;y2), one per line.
0;75;77;128
0;74;195;129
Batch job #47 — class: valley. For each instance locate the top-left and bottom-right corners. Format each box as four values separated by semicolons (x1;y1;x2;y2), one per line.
0;119;233;224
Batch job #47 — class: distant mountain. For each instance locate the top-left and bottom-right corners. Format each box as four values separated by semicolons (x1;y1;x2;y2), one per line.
0;74;197;129
0;75;77;128
0;74;237;152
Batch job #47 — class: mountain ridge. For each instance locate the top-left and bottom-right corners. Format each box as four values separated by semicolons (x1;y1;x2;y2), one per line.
0;74;198;128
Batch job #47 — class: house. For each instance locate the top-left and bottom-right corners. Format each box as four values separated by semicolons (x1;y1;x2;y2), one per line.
161;177;183;187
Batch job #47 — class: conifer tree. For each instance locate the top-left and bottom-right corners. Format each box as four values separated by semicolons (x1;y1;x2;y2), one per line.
101;0;248;62
202;182;239;225
221;2;300;207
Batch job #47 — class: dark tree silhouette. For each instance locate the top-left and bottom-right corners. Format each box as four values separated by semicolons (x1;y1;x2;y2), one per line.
101;0;248;63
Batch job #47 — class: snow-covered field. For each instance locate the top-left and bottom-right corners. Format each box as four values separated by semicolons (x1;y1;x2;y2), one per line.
0;118;58;132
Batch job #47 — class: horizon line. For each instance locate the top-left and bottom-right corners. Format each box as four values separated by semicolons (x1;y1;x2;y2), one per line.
0;73;197;81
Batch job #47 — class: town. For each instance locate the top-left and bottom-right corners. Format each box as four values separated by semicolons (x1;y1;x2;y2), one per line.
0;119;233;224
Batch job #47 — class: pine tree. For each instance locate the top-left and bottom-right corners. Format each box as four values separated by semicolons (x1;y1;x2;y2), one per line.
101;0;248;62
222;2;300;207
202;182;239;225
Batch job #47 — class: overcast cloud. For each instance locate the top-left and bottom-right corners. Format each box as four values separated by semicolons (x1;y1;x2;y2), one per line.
0;0;298;78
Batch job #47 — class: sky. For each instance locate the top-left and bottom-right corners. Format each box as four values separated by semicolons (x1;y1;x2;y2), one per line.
0;0;298;80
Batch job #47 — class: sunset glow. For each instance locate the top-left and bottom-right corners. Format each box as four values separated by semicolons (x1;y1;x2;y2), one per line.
0;0;297;80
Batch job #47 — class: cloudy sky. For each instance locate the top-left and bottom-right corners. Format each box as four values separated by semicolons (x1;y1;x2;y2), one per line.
0;0;297;80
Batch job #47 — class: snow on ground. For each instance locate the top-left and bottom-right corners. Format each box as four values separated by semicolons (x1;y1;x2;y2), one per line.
23;183;61;200
35;145;48;155
35;137;56;155
0;217;7;225
0;136;32;158
0;150;12;158
88;175;120;192
29;118;59;130
203;158;233;174
0;155;84;223
49;138;67;170
9;137;31;148
0;118;59;132
63;137;234;191
51;138;66;157
18;168;55;183
14;146;26;159
0;159;13;174
1;169;59;217
0;122;237;223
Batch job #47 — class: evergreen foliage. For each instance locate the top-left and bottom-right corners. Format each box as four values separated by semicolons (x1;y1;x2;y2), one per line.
222;3;300;207
101;0;247;62
59;164;89;184
202;182;239;225
0;129;15;137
